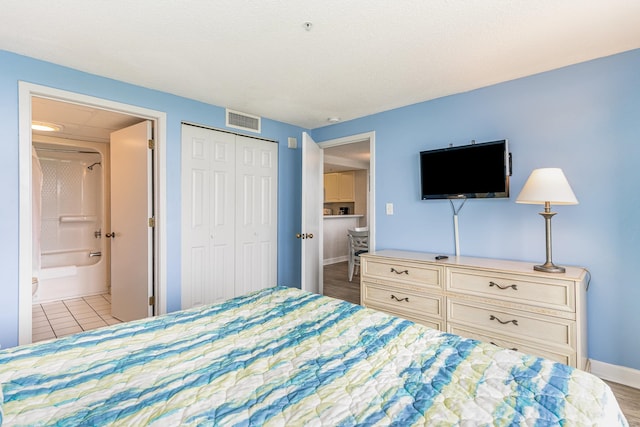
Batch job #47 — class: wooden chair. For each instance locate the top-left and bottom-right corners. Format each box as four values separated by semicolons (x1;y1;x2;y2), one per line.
347;229;369;282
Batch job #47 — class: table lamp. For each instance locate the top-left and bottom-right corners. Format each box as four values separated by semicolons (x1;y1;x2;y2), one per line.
516;168;578;273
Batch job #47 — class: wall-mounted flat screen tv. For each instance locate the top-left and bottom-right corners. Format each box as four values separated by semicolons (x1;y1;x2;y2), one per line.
420;139;511;200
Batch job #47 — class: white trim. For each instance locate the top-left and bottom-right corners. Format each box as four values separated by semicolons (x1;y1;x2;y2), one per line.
18;82;168;345
319;132;371;149
590;359;640;389
323;256;349;265
18;85;32;345
318;131;376;252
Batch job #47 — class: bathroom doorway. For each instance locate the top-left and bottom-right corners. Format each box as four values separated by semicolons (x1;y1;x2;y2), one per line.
18;83;168;345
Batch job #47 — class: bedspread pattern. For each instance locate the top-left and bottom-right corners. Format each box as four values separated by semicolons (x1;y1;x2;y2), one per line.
0;286;628;426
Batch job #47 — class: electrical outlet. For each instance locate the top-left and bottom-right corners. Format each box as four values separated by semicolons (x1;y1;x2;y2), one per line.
386;203;394;215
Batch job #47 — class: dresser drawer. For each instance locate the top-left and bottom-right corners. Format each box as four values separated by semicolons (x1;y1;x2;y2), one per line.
367;304;443;330
362;281;443;321
447;299;574;348
447;323;573;366
362;257;442;289
448;268;575;313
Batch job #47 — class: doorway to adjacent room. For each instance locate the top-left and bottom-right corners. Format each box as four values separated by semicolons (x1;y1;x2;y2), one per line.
18;82;168;345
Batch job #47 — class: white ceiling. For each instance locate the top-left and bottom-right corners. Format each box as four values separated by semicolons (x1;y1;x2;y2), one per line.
2;0;639;130
324;140;371;172
31;97;144;143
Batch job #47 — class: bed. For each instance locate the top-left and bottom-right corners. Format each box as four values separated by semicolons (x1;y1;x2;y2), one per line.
0;286;628;426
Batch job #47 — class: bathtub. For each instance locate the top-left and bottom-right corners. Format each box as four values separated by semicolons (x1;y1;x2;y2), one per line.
34;249;108;303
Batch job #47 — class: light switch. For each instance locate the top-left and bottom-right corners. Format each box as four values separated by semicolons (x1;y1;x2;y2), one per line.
386;203;394;215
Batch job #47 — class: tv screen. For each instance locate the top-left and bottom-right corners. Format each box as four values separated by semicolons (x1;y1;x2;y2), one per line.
420;140;511;200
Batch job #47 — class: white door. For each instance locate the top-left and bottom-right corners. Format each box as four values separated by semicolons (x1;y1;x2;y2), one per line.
301;132;323;294
235;135;278;295
181;126;236;308
181;125;278;308
110;121;154;322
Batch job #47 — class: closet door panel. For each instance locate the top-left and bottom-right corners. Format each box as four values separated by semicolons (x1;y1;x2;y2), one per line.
210;134;236;302
189;246;207;308
235;136;278;294
188;166;208;308
182;127;235;307
181;128;212;308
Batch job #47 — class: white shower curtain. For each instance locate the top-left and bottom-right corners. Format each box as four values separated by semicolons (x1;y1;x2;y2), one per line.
32;146;43;280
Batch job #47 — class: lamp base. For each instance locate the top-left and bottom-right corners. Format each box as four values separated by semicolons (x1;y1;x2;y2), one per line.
534;263;566;274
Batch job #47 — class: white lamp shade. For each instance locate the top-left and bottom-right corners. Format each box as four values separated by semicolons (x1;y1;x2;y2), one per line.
516;168;578;205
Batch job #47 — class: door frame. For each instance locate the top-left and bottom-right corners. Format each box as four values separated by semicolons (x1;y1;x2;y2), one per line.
318;131;376;252
18;82;168;345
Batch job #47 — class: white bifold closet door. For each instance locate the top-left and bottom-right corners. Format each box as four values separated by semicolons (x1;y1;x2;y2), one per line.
181;124;278;309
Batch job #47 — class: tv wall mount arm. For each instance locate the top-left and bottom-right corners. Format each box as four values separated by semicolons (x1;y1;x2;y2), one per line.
449;198;467;256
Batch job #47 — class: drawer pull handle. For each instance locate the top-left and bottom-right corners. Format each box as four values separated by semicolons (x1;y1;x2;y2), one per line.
390;294;409;302
489;281;518;291
390;268;409;275
489;315;518;326
490;341;518;351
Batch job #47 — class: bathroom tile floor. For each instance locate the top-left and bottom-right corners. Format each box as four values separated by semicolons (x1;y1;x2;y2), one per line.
32;294;122;343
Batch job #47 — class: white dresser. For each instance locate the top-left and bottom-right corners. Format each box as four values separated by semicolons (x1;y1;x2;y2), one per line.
360;250;589;370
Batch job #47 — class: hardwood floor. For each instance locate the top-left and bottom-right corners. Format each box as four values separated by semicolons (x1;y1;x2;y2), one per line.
323;260;360;305
604;381;640;426
323;261;640;426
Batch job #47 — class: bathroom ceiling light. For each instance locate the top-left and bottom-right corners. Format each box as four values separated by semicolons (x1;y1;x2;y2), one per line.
32;121;63;132
327;117;341;123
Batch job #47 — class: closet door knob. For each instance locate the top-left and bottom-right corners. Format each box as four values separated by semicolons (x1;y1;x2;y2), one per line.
106;232;116;239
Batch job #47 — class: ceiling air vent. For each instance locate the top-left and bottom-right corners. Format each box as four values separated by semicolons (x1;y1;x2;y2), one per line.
226;109;261;133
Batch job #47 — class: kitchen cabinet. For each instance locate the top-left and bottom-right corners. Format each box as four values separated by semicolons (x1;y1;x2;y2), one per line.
324;171;355;202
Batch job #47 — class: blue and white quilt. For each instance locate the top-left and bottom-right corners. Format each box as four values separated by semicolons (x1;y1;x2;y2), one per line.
0;286;628;426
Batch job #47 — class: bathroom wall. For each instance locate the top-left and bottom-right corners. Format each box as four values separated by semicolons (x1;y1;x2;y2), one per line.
36;146;103;259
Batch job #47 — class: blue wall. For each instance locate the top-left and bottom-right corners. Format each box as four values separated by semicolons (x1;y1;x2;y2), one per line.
0;50;304;349
312;49;640;371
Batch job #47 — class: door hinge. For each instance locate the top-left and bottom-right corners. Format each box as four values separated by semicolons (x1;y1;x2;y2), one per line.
148;139;155;150
148;217;155;227
149;296;155;306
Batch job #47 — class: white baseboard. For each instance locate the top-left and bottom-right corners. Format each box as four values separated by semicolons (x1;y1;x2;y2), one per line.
323;256;348;265
590;359;640;389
